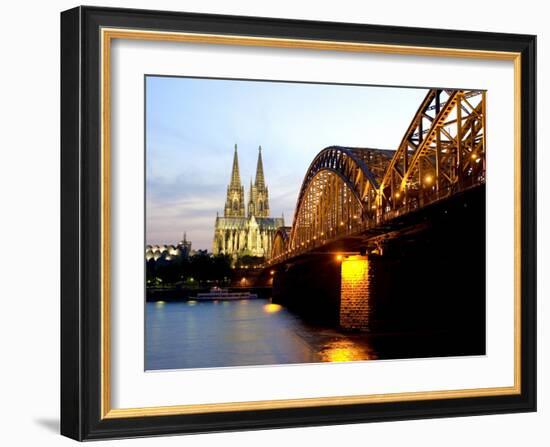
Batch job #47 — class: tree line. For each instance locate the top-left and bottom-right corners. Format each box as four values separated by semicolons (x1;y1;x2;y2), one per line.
146;250;265;287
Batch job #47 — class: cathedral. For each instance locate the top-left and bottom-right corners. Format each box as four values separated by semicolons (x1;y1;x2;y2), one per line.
213;144;284;260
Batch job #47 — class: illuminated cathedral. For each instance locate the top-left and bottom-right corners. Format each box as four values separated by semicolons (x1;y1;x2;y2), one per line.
213;144;284;259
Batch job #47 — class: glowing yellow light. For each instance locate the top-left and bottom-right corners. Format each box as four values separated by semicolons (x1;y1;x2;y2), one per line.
270;270;275;275
319;340;374;362
394;192;401;199
263;303;282;314
340;221;344;226
155;300;165;307
424;174;434;186
320;232;324;236
339;256;372;331
336;254;343;261
341;256;368;281
187;300;197;306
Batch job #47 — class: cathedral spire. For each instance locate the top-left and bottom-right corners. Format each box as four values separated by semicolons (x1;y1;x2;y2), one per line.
254;145;265;188
230;144;241;188
224;144;245;218
247;145;269;218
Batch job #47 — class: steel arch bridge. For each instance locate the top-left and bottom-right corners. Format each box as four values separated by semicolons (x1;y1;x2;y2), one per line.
269;88;486;263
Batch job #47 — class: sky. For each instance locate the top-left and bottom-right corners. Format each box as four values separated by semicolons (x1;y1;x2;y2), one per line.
146;76;428;249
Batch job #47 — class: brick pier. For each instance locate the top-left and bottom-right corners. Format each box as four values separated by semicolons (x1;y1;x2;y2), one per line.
339;255;373;331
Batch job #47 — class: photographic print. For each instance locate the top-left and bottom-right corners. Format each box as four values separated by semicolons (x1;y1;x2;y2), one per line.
144;76;486;371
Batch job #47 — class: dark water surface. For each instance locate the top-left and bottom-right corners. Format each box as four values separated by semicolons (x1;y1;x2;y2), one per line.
145;299;481;370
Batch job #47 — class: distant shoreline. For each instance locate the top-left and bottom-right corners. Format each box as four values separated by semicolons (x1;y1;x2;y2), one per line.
146;286;272;302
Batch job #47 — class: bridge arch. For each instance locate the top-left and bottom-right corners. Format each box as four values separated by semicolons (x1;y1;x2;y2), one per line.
270;226;291;261
268;89;485;264
288;146;393;253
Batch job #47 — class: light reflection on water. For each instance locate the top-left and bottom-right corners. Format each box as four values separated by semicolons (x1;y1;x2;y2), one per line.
318;339;377;362
263;303;282;313
145;298;376;370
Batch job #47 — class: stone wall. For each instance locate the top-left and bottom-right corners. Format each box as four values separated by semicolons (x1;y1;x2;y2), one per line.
339;256;373;331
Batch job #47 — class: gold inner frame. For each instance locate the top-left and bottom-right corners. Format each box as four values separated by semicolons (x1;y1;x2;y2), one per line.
100;27;522;419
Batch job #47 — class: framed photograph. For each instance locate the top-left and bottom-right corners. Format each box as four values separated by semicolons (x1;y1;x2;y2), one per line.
61;6;536;441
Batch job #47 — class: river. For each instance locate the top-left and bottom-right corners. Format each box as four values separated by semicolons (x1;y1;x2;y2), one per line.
145;298;480;370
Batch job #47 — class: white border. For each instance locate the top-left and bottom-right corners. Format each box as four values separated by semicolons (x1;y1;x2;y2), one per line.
110;38;515;409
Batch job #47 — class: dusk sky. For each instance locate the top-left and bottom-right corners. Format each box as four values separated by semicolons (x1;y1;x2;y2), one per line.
146;76;428;249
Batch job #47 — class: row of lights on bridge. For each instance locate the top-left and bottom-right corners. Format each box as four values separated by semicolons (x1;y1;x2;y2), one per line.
271;145;483;262
270;153;483;264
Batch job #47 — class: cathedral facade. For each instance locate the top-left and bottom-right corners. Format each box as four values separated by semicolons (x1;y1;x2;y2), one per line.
213;144;284;260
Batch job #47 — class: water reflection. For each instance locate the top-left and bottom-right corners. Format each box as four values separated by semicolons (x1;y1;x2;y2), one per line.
145;298;377;370
318;339;377;362
263;303;282;313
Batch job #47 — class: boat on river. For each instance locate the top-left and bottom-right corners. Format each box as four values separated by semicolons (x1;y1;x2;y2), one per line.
193;287;258;301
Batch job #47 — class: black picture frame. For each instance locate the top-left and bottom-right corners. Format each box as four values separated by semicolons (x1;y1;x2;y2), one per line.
61;5;536;441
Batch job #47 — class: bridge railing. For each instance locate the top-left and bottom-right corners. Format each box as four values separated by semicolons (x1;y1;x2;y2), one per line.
266;176;484;266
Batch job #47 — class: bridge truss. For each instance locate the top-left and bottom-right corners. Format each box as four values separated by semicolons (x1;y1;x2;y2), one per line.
270;89;486;263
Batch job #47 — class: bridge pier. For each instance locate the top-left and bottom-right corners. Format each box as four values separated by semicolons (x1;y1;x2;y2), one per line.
271;185;486;350
339;255;373;331
271;253;388;331
271;253;380;330
272;254;341;326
